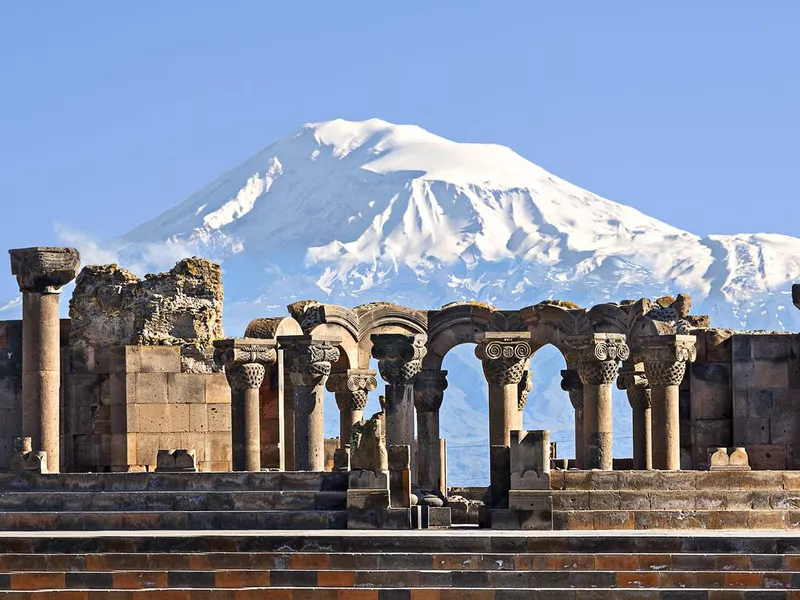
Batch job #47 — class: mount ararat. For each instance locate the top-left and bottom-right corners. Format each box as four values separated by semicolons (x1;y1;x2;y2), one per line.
16;118;800;483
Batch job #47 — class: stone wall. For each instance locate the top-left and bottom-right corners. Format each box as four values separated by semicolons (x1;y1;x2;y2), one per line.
68;345;231;472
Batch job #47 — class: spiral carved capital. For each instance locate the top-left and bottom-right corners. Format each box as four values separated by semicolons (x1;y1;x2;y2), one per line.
635;335;696;387
565;334;628;386
475;336;533;386
280;336;341;388
327;369;378;411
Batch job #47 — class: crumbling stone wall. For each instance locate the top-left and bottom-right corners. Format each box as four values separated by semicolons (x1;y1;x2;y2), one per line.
69;258;223;373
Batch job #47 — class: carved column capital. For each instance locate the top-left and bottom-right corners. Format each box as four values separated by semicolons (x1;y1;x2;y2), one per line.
565;334;629;386
636;334;697;387
371;333;427;386
414;369;448;413
326;368;378;411
213;338;277;391
560;368;584;410
474;333;533;386
617;365;652;410
518;370;533;410
9;247;80;294
278;335;341;389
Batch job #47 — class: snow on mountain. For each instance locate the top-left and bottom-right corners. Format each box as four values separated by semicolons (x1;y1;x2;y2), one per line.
28;118;800;484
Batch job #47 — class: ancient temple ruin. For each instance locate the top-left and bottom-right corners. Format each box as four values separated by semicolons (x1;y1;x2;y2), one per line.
2;246;800;534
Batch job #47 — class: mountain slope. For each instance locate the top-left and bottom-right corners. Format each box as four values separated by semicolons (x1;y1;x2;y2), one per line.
103;119;800;482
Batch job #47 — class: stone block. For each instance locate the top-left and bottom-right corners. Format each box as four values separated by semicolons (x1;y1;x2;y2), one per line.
746;389;774;418
347;507;409;529
168;403;191;433
207;404;230;432
705;329;733;362
137;404;170;433
708;447;729;468
155;448;197;472
619;491;650;510
588;491;620;510
422;506;451;528
388;444;410;471
108;346;139;374
349;469;389;490
109;404;128;434
333;448;350;471
510;471;550;491
690;363;731;419
204;373;231;403
733;417;769;445
139;346;181;373
106;373;132;406
770;413;796;445
168;373;206;404
593;510;634;530
509;490;552;512
203;432;229;463
732;335;753;362
133;372;169;404
755;359;790;388
751;334;795;360
68;374;102;409
488;508;552;530
510;430;550;477
731;360;755;389
189;404;208;433
648;491;696;510
746;444;787;470
135;433;161;466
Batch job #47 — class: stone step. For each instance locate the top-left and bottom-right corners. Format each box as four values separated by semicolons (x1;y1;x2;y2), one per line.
0;588;794;599
0;511;347;531
552;509;800;530
0;532;798;554
1;552;794;572
1;569;798;590
0;490;346;512
0;471;347;492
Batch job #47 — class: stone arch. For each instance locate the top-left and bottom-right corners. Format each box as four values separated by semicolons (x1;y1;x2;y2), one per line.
354;302;427;368
286;301;359;370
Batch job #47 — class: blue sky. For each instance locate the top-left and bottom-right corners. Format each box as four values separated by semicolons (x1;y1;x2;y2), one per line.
1;1;799;251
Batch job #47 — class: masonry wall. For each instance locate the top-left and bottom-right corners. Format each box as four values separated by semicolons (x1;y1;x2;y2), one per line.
0;321;23;470
68;345;231;472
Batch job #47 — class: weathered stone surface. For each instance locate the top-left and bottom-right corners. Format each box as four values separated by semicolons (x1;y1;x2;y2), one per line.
350;415;388;471
69;258;223;373
9;247;80;294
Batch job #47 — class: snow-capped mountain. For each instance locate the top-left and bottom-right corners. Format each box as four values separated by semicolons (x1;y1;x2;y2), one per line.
21;118;800;484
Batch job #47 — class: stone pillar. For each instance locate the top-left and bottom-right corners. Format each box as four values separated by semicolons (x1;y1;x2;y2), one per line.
9;247;80;473
566;334;629;471
517;370;533;431
326;369;378;449
475;333;533;447
618;364;652;470
413;369;448;496
279;335;341;472
371;333;427;481
639;335;696;470
560;368;584;469
213;338;277;472
475;333;533;508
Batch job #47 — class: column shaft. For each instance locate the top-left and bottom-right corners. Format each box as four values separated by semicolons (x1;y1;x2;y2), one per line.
651;385;680;470
488;383;517;446
21;293;61;472
574;408;585;469
339;408;364;449
583;383;613;470
416;410;440;492
243;387;261;471
294;386;325;471
633;406;652;470
385;383;415;473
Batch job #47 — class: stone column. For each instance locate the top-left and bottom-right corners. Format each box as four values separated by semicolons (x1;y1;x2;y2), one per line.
566;334;629;471
9;247;80;473
279;335;341;471
213;338;277;472
617;364;652;470
371;334;427;482
326;369;378;449
413;369;448;496
516;370;533;431
560;368;585;469
475;333;533;447
639;335;696;470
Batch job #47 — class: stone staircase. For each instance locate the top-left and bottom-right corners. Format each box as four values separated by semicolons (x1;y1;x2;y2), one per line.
0;471;347;530
0;532;798;597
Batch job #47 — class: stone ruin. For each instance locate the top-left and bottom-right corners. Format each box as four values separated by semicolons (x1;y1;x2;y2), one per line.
4;245;800;533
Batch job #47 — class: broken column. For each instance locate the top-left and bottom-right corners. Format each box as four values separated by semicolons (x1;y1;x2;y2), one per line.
213;338;277;471
326;368;378;450
566;333;629;470
618;363;652;470
638;334;696;470
560;368;584;469
371;333;427;481
9;246;80;473
279;335;340;471
413;368;448;496
517;370;533;431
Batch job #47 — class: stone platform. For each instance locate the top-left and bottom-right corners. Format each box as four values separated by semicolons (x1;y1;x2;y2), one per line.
0;530;799;597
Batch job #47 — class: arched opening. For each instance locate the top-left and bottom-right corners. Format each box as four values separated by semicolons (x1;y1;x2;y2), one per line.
524;344;573;461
